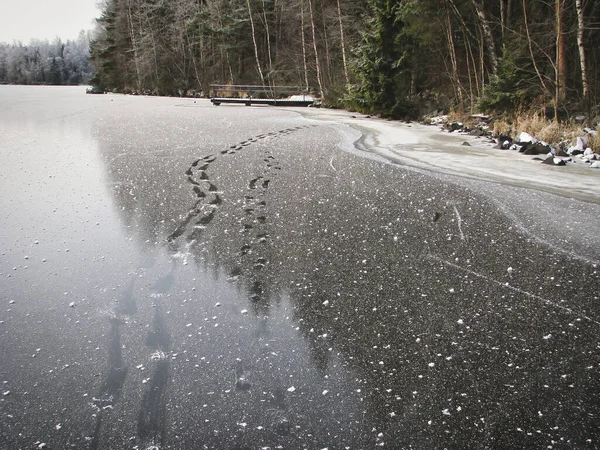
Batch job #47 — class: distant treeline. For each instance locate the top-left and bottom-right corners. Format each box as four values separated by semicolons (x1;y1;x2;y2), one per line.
0;31;93;85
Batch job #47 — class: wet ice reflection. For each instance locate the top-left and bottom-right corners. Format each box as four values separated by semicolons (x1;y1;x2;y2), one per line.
1;88;599;449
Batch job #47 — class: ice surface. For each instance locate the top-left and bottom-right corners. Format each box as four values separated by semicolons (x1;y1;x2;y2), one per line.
1;87;598;449
305;107;600;202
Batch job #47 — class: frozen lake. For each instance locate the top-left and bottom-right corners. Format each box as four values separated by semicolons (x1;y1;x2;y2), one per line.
1;86;599;449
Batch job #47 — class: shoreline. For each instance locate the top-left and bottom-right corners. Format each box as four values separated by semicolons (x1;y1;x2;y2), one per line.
297;106;600;264
298;107;600;204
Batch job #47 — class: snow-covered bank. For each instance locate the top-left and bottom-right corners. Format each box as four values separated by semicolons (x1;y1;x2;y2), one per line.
298;107;600;263
301;107;600;203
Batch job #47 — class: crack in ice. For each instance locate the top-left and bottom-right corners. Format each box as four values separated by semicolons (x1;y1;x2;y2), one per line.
427;254;600;326
329;156;338;173
452;204;465;241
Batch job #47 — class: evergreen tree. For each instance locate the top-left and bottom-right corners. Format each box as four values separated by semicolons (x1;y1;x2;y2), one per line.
81;0;600;115
346;0;416;118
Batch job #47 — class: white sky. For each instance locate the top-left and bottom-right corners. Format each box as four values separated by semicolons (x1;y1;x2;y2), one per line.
0;0;100;44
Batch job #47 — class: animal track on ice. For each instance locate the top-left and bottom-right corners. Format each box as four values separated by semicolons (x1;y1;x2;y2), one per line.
167;124;315;245
236;140;279;283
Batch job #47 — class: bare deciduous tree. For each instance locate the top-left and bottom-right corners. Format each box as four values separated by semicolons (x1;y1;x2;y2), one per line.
308;0;324;99
575;0;589;105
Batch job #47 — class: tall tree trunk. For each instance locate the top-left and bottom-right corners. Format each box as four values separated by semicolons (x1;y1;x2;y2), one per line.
320;0;332;84
468;36;480;97
300;0;310;91
187;29;203;93
336;0;349;87
215;10;228;83
308;0;324;99
500;0;505;41
127;0;142;91
261;0;273;78
479;29;485;89
247;0;266;85
445;11;463;105
470;0;498;76
142;11;160;87
499;0;513;41
196;0;205;90
575;0;589;105
555;0;567;112
445;0;480;94
523;0;550;97
506;0;513;28
274;0;283;65
462;27;476;108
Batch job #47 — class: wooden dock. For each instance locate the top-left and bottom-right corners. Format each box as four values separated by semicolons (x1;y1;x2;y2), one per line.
210;84;314;107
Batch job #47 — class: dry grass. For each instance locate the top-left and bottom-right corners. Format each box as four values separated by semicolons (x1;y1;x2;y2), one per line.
492;119;513;136
588;133;600;153
511;114;570;143
447;109;478;128
491;113;599;149
446;109;599;152
535;120;570;144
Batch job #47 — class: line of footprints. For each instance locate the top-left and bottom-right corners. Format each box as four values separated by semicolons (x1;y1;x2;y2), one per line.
168;125;316;272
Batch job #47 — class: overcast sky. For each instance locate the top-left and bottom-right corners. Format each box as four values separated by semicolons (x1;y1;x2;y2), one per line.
0;0;100;44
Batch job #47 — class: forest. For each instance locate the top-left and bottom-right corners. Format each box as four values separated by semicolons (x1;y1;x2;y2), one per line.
2;1;598;120
87;0;600;119
0;32;93;86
